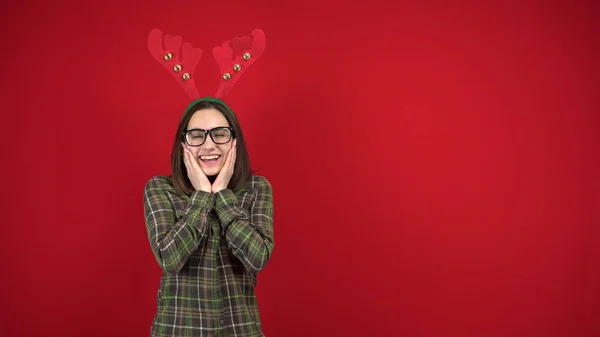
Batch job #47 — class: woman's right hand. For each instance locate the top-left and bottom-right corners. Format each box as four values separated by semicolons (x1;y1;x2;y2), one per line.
182;143;212;193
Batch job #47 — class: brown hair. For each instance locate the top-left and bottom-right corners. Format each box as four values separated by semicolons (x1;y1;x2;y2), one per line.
170;98;252;195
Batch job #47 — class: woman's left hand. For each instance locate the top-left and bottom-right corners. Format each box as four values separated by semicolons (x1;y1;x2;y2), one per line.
212;139;237;193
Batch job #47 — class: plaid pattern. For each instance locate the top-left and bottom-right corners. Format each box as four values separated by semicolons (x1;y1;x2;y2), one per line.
143;175;274;337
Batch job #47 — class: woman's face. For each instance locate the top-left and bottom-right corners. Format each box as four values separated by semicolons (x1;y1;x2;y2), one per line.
184;108;234;177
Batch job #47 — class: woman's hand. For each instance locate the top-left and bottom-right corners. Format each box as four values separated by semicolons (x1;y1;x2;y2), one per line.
182;143;212;193
212;140;237;194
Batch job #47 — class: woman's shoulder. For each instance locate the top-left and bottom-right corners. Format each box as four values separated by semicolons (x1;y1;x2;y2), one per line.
243;175;273;192
144;175;176;193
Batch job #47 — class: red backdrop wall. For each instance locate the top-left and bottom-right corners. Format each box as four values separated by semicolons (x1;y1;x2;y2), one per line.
1;0;598;336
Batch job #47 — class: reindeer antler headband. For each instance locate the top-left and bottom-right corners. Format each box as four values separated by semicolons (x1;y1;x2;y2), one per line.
147;28;266;101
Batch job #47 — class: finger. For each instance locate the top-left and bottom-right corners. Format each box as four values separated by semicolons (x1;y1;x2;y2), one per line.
225;146;234;171
182;143;197;168
189;150;202;171
184;147;192;162
220;145;231;167
230;142;237;170
181;144;189;167
229;141;236;159
229;152;236;172
183;147;193;172
187;151;207;178
232;141;237;164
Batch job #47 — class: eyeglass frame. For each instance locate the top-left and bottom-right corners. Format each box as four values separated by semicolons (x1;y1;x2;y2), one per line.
181;127;235;147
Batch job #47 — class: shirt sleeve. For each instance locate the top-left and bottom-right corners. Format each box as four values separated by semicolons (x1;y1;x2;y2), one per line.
143;177;215;273
213;176;274;274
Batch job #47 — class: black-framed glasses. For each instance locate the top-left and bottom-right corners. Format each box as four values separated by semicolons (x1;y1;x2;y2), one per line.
182;127;234;146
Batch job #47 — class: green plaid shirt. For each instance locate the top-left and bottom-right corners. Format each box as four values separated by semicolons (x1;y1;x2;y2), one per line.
143;175;274;337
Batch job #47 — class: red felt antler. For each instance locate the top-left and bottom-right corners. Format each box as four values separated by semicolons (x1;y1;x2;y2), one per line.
213;29;266;99
147;28;203;100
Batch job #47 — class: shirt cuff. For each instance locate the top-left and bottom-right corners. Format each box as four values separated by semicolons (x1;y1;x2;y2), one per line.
214;189;249;230
184;190;216;230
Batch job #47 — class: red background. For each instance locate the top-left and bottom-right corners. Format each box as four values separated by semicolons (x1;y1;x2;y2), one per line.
1;0;598;336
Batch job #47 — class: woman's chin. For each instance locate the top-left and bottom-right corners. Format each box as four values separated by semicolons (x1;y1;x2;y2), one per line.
202;167;221;177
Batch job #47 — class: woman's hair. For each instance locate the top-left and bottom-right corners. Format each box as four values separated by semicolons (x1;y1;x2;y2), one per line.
170;98;252;195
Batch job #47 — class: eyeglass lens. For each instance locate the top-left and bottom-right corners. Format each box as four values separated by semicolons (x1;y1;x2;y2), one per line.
186;128;232;146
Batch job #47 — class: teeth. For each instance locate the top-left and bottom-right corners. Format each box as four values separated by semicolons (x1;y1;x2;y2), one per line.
200;155;220;160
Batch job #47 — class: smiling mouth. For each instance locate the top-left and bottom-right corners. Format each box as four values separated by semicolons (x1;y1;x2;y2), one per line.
200;155;221;162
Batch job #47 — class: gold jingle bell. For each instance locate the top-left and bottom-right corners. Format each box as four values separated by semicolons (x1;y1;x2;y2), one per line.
233;64;241;72
173;64;182;72
182;73;190;80
164;52;173;60
243;52;251;60
223;73;231;80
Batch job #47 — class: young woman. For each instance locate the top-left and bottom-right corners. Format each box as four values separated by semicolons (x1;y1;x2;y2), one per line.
143;97;274;337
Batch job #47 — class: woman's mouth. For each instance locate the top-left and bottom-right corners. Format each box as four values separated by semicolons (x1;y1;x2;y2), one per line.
199;154;221;164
